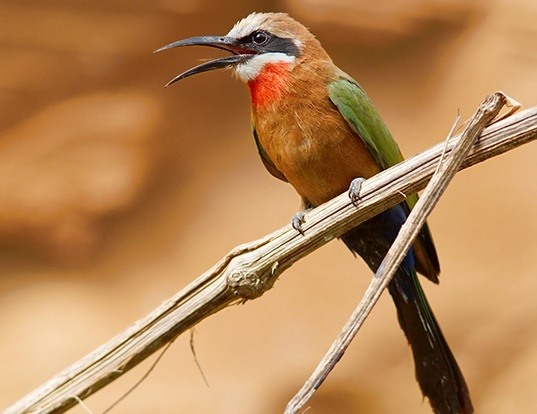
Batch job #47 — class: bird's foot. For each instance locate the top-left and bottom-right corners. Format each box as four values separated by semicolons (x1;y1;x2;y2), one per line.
348;177;365;207
292;209;311;235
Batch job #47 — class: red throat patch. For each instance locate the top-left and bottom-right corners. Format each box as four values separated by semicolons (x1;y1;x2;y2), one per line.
247;62;291;108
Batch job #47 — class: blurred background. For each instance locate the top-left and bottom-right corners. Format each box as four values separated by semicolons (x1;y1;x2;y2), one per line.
1;0;536;413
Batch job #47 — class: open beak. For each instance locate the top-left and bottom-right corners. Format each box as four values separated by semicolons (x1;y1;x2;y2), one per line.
155;36;256;87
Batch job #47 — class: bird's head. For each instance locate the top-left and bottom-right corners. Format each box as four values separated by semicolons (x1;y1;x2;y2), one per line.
156;12;329;88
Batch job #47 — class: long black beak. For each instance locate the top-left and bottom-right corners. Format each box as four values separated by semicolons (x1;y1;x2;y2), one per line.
155;36;256;87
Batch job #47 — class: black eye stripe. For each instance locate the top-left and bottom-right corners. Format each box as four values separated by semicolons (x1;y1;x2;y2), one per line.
238;31;300;57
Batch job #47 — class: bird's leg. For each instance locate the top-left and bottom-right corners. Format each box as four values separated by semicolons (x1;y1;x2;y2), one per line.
291;209;311;235
348;177;366;206
292;199;313;235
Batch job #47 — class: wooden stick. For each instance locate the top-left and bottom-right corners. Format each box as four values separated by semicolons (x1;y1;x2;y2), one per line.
285;92;509;413
5;97;536;414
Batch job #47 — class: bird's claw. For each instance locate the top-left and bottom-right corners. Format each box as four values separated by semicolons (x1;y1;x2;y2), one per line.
348;177;365;206
292;211;307;235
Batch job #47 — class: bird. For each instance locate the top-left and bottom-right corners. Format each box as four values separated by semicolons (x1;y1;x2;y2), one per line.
156;12;473;414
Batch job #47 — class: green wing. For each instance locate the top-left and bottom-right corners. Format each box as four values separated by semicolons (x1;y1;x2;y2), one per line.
328;78;406;170
328;77;417;202
328;77;440;280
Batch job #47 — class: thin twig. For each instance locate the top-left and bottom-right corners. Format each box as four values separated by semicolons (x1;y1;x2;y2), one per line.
5;96;536;414
434;112;460;177
101;340;174;414
285;92;509;413
190;328;210;387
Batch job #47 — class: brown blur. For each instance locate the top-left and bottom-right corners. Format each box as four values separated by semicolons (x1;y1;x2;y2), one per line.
1;1;536;413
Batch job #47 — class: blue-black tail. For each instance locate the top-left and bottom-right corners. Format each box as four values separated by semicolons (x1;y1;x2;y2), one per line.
341;205;472;414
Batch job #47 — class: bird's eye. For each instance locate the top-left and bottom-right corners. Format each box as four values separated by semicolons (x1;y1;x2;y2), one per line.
252;31;269;45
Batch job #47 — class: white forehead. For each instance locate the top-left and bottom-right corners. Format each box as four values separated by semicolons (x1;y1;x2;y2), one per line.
227;12;267;38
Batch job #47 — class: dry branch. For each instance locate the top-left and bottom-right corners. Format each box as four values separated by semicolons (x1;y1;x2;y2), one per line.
5;99;537;414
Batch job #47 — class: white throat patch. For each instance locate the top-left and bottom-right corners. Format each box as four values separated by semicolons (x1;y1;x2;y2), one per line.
233;53;296;82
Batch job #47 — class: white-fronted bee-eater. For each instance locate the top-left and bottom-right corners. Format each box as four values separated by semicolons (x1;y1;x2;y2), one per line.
157;12;472;414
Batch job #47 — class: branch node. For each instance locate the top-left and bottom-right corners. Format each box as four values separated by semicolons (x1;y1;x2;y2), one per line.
227;268;267;300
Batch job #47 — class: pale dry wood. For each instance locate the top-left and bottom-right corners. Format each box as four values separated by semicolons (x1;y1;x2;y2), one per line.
285;92;510;413
5;101;536;414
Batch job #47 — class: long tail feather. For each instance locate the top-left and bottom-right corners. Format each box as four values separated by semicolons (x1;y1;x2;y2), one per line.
388;271;473;413
341;205;472;413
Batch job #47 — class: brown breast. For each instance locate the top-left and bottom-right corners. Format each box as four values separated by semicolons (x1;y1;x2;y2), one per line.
251;65;381;206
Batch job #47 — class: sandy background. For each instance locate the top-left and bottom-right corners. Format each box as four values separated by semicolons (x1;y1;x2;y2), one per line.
1;1;536;413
